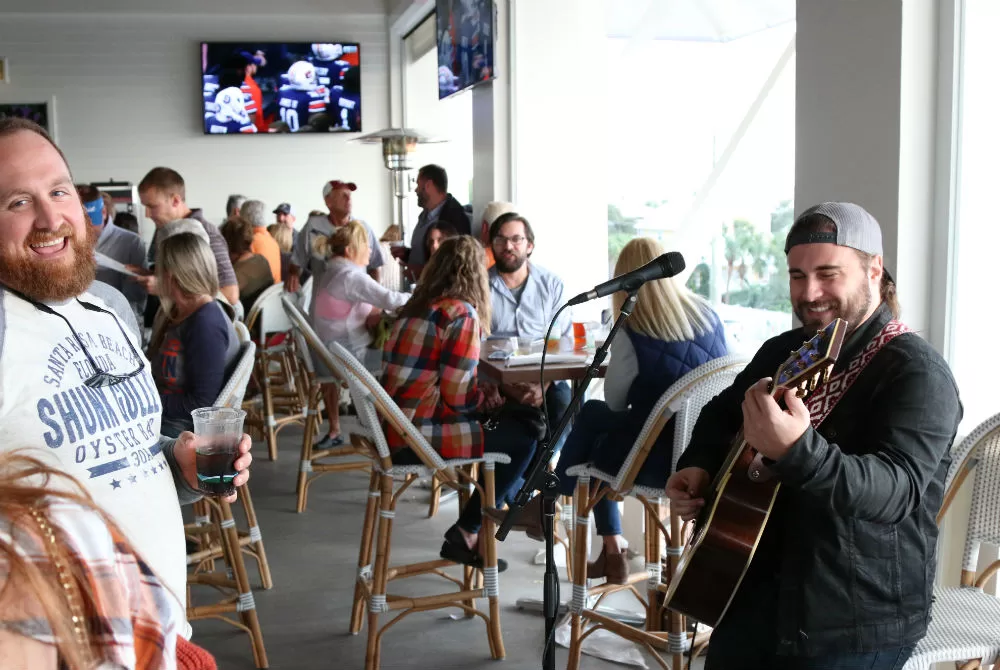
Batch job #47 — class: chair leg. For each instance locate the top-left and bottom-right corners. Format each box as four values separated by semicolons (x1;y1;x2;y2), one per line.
351;468;380;635
566;478;591;670
668;508;686;669
561;494;575;581
365;473;395;670
481;462;505;660
260;352;278;461
427;471;442;518
296;382;321;513
217;499;269;668
239;484;273;590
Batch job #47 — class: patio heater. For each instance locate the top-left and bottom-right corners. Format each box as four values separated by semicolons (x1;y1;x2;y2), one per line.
354;128;446;244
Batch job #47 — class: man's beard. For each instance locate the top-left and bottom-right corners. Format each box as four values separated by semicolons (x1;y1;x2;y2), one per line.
416;192;427;209
494;250;527;274
0;224;97;302
795;281;872;336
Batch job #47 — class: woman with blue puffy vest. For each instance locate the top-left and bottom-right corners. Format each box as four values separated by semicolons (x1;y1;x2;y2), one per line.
554;237;728;584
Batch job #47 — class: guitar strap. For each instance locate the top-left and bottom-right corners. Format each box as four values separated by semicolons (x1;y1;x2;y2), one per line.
805;320;913;427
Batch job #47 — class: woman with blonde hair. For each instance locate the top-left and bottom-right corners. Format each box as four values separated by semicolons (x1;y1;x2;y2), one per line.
383;236;538;571
0;450;209;669
552;237;728;583
311;221;411;449
150;232;239;437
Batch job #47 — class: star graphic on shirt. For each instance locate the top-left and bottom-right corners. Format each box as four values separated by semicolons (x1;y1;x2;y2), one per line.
143;469;150;478
110;479;121;490
128;474;137;484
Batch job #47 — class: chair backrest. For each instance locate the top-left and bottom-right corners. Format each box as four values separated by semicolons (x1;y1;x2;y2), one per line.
937;414;1000;524
614;354;750;492
214;340;257;409
280;295;320;377
234;320;251;345
327;340;448;472
299;276;313;314
245;284;293;339
959;415;1000;586
281;297;442;471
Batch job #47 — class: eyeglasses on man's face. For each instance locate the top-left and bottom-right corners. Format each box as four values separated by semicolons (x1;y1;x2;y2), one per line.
492;234;528;248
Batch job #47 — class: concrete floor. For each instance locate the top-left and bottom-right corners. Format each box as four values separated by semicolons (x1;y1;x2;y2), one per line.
189;418;704;669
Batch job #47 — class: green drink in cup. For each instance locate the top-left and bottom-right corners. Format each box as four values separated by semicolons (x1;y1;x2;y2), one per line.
191;407;246;497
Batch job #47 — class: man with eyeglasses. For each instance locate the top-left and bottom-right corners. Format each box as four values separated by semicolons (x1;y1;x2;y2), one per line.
487;212;573;454
0;118;253;629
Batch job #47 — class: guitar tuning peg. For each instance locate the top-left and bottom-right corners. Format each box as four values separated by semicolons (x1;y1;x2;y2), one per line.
822;364;832;385
808;376;819;392
797;381;808;397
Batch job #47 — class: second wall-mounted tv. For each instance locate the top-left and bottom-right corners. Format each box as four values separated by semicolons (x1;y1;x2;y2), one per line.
201;41;361;135
436;0;495;99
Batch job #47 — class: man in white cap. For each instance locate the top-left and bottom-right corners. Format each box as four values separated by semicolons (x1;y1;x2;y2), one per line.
666;202;962;669
285;179;383;294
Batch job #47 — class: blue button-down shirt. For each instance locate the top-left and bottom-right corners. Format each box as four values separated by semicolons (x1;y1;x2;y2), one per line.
489;263;571;340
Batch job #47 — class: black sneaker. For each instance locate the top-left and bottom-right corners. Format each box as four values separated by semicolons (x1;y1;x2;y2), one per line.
440;525;508;572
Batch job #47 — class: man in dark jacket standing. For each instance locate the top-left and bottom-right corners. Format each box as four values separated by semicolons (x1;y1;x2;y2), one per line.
666;202;962;670
391;163;471;277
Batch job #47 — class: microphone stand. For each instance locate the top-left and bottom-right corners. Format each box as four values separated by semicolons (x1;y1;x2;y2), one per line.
496;290;639;670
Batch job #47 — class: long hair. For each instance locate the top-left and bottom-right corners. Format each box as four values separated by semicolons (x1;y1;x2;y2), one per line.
267;224;293;252
313;220;369;260
788;214;900;318
0;451;131;668
401;235;491;335
613;237;715;342
155;232;219;317
219;216;254;256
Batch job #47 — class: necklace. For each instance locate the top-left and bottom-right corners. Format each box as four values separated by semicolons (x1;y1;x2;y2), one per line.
28;506;97;668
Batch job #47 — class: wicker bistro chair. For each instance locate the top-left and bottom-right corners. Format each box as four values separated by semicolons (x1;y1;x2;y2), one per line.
902;414;1000;670
564;355;748;670
185;325;270;668
245;284;307;461
280;295;371;512
319;338;509;670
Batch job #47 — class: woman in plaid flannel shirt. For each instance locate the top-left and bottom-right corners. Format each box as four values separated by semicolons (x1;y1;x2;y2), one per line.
383;236;539;571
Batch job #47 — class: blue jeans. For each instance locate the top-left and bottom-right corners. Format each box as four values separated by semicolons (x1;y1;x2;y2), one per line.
545;381;572;454
554;400;624;536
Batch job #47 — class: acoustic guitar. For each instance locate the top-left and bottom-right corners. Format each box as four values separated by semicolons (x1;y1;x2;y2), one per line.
663;317;848;627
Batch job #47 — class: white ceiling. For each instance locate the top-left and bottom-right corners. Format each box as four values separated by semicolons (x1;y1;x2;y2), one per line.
0;0;387;15
607;0;794;42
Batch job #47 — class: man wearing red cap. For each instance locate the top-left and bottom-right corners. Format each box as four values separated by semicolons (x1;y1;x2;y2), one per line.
287;179;383;295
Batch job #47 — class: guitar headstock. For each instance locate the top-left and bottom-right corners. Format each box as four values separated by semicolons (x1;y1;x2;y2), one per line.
773;318;848;396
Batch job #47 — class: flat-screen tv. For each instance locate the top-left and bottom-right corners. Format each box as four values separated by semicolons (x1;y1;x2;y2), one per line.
436;0;495;99
200;41;361;135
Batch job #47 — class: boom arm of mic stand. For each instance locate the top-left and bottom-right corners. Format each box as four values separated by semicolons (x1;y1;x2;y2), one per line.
495;290;639;541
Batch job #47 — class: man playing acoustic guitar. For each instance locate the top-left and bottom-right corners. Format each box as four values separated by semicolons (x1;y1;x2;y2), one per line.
665;202;962;669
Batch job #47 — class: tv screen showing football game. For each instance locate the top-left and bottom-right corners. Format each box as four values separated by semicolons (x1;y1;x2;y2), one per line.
200;42;361;134
436;0;495;99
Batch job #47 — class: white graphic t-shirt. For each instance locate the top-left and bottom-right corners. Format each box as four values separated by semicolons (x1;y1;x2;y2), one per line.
0;286;186;606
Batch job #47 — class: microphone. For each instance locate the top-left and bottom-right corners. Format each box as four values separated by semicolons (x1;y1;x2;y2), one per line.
567;251;685;306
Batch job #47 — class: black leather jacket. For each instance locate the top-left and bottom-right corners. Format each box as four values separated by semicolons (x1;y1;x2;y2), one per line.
677;303;962;656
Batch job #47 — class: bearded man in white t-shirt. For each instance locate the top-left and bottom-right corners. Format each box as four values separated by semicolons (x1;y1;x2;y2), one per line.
0;117;253;616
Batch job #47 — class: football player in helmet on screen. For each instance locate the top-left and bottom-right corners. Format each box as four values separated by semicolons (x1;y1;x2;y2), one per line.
309;43;345;89
274;60;328;133
207;86;257;134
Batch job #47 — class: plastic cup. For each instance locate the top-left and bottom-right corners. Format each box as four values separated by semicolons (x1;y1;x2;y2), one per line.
517;336;541;355
191;407;246;497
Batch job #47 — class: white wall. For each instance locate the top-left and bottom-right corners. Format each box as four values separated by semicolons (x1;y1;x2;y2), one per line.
512;0;608;311
0;9;391;241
